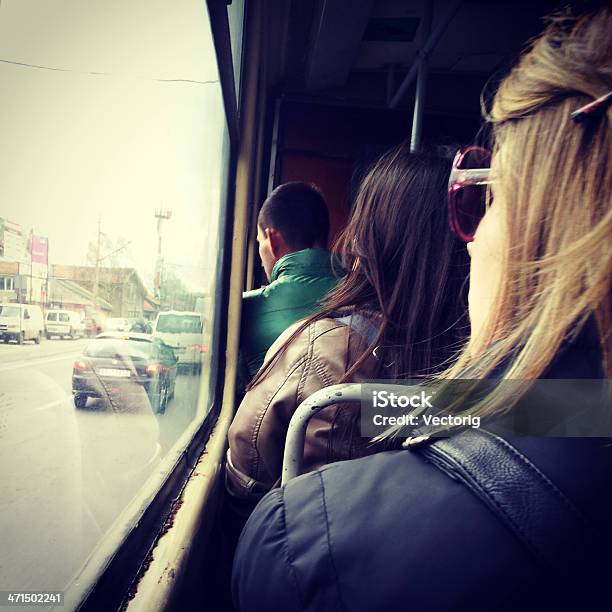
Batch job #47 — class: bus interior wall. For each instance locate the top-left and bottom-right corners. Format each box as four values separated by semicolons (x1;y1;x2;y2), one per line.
258;95;481;276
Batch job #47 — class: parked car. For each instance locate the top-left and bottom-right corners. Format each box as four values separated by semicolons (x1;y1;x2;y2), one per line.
45;309;85;340
72;332;178;414
0;303;44;344
152;310;205;373
104;318;131;332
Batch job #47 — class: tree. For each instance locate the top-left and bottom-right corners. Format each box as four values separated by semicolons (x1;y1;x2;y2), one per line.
159;269;195;311
86;235;131;268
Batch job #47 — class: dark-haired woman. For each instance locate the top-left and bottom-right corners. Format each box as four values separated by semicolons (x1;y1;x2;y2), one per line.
225;147;470;502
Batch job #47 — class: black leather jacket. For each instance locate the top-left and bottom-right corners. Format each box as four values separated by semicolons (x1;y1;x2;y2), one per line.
232;329;610;611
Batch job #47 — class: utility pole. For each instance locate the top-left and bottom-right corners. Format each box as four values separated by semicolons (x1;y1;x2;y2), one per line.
28;230;33;303
154;209;172;300
93;216;101;309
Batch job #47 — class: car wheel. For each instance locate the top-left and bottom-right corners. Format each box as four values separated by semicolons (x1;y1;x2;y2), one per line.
74;394;87;409
34;331;42;345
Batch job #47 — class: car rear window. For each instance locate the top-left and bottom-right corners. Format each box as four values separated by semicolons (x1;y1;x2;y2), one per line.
84;339;153;358
47;313;57;321
59;313;70;322
156;314;202;334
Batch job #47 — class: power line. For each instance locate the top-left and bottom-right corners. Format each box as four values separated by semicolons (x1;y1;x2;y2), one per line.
0;58;220;86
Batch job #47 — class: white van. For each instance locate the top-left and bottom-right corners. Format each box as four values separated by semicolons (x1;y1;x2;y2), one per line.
0;303;45;344
152;310;204;372
45;309;85;340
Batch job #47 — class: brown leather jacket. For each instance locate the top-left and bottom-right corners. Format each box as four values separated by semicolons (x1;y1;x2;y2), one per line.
226;316;379;500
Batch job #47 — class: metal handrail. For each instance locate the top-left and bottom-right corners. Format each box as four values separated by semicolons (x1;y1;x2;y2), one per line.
282;382;429;484
281;384;363;485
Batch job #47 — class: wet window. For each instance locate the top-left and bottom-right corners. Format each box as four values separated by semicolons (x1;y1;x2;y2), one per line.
0;0;235;599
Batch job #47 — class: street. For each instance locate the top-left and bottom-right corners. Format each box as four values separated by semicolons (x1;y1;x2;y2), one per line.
0;337;203;594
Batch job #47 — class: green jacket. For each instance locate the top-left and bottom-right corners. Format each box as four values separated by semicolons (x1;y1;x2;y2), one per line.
239;248;338;387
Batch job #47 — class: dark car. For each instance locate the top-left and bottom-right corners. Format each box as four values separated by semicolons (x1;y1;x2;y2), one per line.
72;332;178;414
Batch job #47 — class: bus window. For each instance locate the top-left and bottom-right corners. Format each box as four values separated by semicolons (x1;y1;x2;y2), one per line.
0;0;235;603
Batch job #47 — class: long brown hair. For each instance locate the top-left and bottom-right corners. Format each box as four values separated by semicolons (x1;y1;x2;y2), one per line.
248;145;470;389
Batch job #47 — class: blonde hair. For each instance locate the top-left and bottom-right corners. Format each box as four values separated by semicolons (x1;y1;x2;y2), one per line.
434;6;611;421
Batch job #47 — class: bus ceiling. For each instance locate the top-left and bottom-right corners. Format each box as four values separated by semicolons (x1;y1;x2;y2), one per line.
259;0;558;143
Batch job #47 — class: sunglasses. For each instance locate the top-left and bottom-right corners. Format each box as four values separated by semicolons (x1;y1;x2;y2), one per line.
448;146;492;242
447;92;612;243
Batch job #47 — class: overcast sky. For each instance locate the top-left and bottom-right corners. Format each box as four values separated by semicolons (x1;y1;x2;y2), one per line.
0;0;228;292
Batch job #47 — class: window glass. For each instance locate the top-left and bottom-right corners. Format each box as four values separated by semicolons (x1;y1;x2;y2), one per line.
47;312;58;321
156;313;203;334
0;0;231;597
160;344;175;362
0;305;20;317
0;277;15;291
59;313;70;322
84;338;153;358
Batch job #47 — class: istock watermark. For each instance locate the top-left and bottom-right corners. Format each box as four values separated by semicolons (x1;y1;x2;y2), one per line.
360;379;611;438
372;389;434;409
364;385;481;433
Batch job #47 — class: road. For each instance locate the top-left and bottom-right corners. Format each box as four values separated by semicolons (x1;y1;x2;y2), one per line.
0;337;203;596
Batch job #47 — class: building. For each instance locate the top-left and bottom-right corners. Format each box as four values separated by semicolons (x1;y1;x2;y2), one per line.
143;293;159;321
0;219;48;305
0;218;27;263
51;265;149;318
47;277;112;315
0;261;20;303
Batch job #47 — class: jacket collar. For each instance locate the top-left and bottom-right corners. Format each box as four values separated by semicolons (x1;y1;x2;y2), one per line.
270;249;334;282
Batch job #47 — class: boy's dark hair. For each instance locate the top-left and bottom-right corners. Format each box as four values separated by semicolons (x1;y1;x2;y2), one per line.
258;182;330;250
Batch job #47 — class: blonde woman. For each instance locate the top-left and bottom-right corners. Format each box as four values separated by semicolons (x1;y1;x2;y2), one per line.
233;6;611;611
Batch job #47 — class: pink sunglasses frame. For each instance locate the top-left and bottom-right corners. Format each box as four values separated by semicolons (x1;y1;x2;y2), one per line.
448;146;493;242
